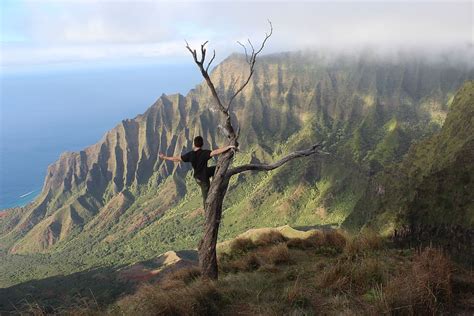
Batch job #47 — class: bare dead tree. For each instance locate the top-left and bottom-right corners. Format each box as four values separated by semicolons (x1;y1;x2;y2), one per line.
186;22;325;279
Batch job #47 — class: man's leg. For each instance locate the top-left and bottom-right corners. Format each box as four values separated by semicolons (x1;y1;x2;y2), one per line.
196;178;210;208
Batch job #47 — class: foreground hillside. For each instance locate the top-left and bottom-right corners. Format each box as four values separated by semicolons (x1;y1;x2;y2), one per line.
0;51;473;288
7;228;473;315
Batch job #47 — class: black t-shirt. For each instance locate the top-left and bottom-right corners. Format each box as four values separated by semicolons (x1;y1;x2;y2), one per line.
181;149;212;181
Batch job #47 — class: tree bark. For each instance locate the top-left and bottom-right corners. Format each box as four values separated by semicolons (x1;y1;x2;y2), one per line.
198;148;233;279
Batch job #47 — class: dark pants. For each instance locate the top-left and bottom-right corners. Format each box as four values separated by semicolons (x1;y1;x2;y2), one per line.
196;178;210;207
196;166;216;208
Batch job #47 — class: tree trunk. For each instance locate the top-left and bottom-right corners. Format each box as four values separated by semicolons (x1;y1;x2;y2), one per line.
198;150;233;279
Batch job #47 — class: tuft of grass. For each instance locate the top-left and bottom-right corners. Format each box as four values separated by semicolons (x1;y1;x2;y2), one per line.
254;231;288;247
220;252;263;273
286;237;312;249
306;230;328;248
380;247;453;314
220;243;292;273
286;229;347;254
316;256;386;294
229;237;256;255
165;266;201;284
323;229;347;252
344;228;383;257
283;276;313;312
113;279;222;316
259;243;292;265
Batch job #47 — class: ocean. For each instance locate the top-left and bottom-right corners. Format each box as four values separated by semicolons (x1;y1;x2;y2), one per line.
0;62;202;210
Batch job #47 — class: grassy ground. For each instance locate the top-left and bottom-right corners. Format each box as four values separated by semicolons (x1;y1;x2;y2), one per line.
22;229;474;315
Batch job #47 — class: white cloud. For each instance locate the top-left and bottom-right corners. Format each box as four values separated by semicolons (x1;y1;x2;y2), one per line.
2;41;189;66
1;1;472;69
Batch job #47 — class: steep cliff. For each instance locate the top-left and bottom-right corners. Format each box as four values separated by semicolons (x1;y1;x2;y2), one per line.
344;80;474;232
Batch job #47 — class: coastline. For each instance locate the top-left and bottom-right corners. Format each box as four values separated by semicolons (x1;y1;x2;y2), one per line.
0;189;41;211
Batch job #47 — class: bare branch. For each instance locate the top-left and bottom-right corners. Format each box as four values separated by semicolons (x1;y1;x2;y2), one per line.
255;21;273;55
200;41;208;64
186;41;224;107
237;41;250;63
227;21;273;111
185;22;272;143
206;49;216;72
247;38;255;56
185;40;199;65
226;142;326;177
185;40;234;137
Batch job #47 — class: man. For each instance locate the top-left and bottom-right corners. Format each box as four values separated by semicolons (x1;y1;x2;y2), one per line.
159;136;235;207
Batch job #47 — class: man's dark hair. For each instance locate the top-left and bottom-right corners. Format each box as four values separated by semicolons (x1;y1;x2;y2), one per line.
194;136;204;148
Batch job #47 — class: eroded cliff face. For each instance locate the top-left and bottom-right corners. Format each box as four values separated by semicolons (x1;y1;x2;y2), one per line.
345;81;474;232
1;52;471;254
6;93;222;253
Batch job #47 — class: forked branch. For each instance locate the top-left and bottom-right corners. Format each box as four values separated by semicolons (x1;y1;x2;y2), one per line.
230;21;273;111
226;142;326;177
185;21;272;141
185;40;227;116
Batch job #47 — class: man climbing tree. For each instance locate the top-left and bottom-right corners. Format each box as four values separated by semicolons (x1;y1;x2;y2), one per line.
159;136;235;207
180;22;325;279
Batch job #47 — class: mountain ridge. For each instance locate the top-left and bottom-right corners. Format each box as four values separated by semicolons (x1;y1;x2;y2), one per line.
0;51;472;288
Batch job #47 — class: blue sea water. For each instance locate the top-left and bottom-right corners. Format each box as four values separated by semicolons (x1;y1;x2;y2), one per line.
0;62;202;210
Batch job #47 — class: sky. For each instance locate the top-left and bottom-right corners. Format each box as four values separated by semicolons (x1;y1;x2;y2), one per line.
0;0;473;72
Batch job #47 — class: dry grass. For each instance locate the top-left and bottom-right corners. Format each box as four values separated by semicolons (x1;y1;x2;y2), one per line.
344;228;383;257
26;230;463;316
316;256;386;294
8;292;102;316
229;237;256;255
324;230;347;252
220;231;295;274
109;244;455;315
286;229;347;254
165;266;201;284
254;231;287;247
380;247;453;314
286;237;312;249
260;243;292;265
284;276;313;311
228;231;287;256
113;279;221;316
220;252;263;273
220;243;292;273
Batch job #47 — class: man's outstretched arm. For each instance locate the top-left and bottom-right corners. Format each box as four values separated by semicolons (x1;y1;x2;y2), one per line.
210;145;236;157
159;153;182;163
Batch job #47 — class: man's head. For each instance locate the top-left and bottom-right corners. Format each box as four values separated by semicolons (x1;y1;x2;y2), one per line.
193;136;204;148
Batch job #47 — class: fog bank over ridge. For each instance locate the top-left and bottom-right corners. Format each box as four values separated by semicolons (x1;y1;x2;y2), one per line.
274;45;473;68
1;1;471;70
